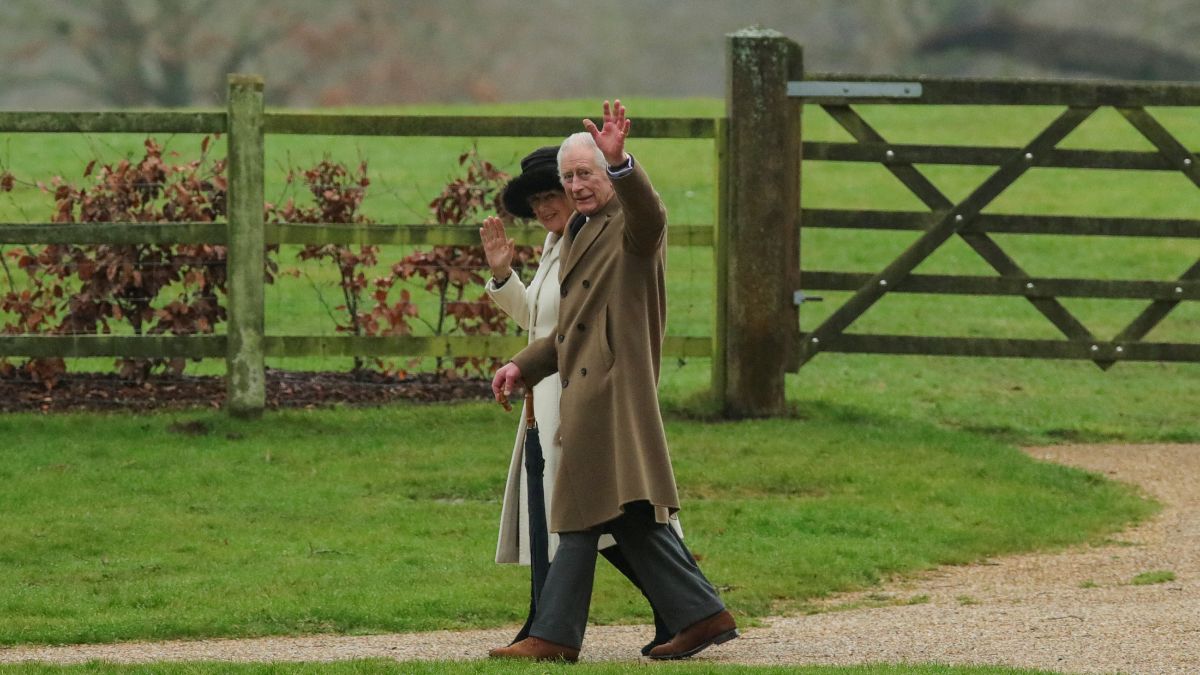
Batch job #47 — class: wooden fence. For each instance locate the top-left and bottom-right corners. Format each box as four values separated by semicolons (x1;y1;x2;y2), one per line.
791;70;1200;371
4;29;1197;419
0;76;723;417
711;29;1200;416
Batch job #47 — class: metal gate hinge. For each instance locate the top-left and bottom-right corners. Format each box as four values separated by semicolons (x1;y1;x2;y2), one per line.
793;290;824;305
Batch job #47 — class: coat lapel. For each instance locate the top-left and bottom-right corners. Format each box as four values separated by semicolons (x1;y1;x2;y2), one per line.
526;231;561;331
528;231;560;292
560;198;619;282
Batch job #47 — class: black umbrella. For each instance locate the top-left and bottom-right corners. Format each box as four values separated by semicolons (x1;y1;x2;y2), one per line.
511;388;551;644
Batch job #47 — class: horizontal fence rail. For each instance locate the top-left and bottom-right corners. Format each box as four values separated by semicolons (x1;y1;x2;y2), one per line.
0;222;228;245
799;333;1200;362
804;141;1198;171
0;223;714;247
0;111;226;134
0;335;712;359
0;112;718;138
799;73;1200;106
0;336;227;359
266;114;716;139
802;210;1200;238
267;223;714;247
802;271;1200;301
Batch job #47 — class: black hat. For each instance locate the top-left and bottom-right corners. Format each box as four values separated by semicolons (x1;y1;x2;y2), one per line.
501;145;563;219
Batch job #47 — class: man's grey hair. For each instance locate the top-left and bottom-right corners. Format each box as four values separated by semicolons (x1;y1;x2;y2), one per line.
558;132;606;174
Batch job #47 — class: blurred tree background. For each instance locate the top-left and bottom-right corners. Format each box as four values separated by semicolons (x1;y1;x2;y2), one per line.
1;0;1198;109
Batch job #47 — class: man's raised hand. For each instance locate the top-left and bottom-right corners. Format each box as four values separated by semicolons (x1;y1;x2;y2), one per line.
583;99;631;168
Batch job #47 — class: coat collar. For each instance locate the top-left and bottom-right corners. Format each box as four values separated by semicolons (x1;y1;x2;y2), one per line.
530;230;562;287
561;196;619;281
541;230;561;260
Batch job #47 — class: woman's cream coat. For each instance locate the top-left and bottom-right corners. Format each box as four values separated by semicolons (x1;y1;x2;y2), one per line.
489;231;587;563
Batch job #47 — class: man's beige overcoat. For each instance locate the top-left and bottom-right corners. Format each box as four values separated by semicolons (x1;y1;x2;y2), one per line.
511;161;679;533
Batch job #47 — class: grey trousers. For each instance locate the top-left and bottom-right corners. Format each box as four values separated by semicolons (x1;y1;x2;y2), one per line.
528;502;726;649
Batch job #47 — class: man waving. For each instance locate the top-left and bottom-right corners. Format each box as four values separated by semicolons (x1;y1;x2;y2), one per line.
490;100;737;662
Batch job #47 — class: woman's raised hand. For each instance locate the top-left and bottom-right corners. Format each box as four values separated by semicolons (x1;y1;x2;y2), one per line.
479;215;515;281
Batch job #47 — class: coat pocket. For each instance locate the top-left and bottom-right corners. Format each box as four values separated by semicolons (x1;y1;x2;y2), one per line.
600;304;616;371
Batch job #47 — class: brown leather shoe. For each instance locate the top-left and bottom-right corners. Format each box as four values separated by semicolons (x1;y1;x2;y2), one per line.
488;636;580;662
647;609;738;660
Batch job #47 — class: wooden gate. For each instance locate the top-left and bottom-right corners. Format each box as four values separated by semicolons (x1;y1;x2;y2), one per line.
790;74;1200;370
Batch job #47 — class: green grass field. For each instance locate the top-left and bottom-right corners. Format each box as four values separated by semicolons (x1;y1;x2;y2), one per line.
0;99;1195;671
0;402;1155;646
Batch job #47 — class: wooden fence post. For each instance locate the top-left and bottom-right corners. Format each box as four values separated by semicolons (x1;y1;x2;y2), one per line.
722;29;803;418
226;74;266;417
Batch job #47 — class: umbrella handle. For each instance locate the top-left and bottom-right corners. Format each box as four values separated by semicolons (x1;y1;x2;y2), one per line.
524;389;536;429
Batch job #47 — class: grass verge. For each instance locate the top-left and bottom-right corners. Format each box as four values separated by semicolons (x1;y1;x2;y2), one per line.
0;402;1154;646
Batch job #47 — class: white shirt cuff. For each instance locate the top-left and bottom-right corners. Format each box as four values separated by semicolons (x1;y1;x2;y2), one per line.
606;154;635;179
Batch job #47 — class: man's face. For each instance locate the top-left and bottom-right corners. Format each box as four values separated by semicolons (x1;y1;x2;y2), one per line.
527;190;571;235
559;145;614;216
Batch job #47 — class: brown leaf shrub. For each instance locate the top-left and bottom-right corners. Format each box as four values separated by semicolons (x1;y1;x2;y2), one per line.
398;145;536;376
270;159;387;374
276;146;537;379
1;137;238;387
2;140;540;390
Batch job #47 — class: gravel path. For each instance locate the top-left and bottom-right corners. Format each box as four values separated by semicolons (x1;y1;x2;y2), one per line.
3;443;1197;673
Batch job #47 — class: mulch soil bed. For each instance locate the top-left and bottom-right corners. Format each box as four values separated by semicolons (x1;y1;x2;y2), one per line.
0;370;495;413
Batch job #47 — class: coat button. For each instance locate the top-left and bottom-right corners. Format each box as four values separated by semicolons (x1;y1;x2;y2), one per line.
580;367;588;376
582;279;591;289
561;377;569;388
576;323;585;331
557;334;564;343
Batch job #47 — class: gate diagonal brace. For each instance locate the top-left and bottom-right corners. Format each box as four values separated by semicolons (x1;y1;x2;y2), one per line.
822;104;1107;368
799;105;1097;367
1105;107;1200;362
819;104;1104;365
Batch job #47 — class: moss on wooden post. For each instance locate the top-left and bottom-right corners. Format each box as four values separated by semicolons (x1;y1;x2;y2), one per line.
711;117;731;405
723;29;802;417
226;74;266;418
